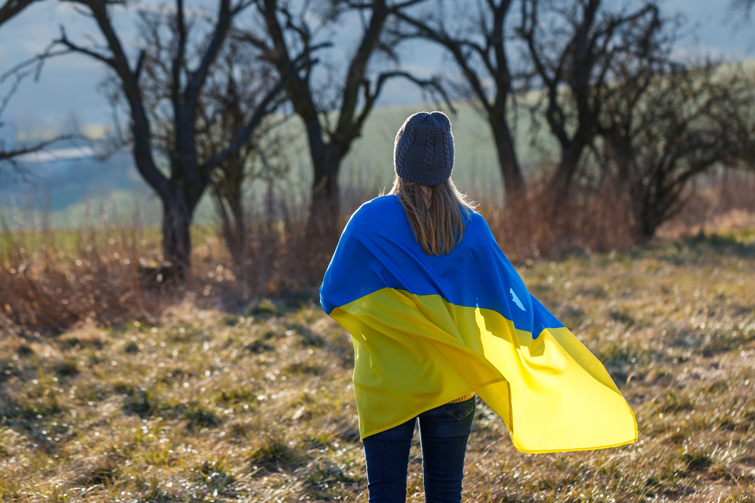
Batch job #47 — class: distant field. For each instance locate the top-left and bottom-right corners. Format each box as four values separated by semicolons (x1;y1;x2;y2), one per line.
0;95;560;230
1;228;753;502
325;96;558;191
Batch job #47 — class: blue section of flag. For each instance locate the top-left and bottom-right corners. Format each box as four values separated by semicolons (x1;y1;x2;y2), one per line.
320;195;564;336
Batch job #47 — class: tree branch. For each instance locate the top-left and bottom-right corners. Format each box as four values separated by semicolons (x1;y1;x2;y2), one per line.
395;10;495;113
64;0;169;198
335;0;390;139
186;0;232;107
54;25;115;67
349;70;453;149
0;135;72;162
0;0;34;26
199;54;312;172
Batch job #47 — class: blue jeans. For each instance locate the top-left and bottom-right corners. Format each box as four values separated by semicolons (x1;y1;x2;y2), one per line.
362;397;475;503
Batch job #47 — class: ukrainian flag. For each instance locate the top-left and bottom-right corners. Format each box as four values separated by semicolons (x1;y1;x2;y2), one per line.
320;195;637;453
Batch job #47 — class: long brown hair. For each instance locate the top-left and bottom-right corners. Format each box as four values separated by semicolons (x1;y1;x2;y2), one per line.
388;176;477;256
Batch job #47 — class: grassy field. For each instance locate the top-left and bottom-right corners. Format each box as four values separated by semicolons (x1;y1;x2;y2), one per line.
1;228;754;502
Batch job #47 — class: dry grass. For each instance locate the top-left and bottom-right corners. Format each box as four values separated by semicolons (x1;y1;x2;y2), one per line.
1;226;754;502
0;226;163;334
1;171;755;501
482;178;635;262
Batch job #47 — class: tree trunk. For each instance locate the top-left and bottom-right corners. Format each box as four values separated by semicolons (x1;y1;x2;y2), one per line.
222;161;248;268
306;158;341;247
490;120;526;204
629;178;659;244
550;143;582;204
229;191;246;265
161;190;194;279
215;188;247;268
632;203;657;244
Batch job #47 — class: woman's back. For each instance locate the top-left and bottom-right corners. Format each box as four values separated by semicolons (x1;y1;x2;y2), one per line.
321;193;531;333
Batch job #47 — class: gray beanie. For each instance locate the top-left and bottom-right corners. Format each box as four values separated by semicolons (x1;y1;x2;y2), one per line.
394;111;454;186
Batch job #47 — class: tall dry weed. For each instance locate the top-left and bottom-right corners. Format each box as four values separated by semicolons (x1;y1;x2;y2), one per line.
481;169;755;261
0;223;162;333
480;175;635;261
659;169;755;237
206;187;337;300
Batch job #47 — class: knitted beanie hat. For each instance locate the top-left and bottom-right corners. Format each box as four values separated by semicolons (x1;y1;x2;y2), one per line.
394;111;454;186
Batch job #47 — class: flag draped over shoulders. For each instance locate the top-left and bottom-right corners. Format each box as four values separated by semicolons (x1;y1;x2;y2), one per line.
320;195;637;453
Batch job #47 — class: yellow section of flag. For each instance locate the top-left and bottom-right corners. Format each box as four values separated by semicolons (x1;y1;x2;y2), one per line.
331;288;637;453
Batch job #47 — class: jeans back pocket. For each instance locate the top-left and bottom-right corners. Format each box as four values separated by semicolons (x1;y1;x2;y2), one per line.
441;397;475;420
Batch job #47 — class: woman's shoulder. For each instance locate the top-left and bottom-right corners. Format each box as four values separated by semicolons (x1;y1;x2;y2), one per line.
349;195;401;221
358;194;401;212
457;210;495;249
343;195;402;233
464;207;489;230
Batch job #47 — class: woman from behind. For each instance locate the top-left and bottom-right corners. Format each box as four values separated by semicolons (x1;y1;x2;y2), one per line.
320;111;638;502
324;111;478;502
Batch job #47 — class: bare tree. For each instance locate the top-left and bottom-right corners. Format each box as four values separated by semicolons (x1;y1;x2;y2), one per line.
599;61;755;241
518;0;661;203
109;7;290;273
395;0;526;203
49;0;301;277
249;0;448;241
198;35;289;269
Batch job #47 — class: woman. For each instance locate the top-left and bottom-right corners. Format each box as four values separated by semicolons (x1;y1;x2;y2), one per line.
320;112;637;503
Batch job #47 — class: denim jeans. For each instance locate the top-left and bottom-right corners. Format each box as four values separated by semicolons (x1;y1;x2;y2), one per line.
362;397;475;503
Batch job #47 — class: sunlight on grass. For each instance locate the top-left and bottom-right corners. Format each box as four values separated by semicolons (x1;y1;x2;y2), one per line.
0;230;754;501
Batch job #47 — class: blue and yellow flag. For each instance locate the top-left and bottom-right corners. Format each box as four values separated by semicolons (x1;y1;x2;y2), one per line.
320;195;637;453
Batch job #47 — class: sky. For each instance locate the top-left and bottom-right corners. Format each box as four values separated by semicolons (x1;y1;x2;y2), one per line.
0;0;752;142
